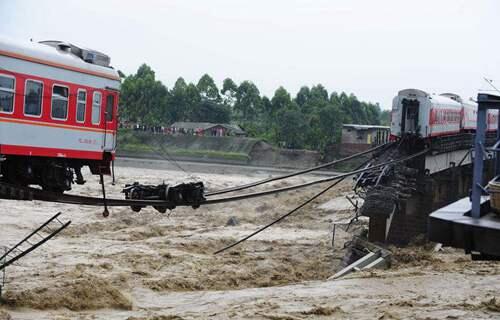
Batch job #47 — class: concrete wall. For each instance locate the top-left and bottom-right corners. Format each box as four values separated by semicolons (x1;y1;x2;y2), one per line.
249;141;321;169
341;128;370;144
117;131;321;169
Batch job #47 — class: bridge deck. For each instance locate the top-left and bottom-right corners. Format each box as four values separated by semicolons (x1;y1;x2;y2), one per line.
428;196;500;257
425;149;471;174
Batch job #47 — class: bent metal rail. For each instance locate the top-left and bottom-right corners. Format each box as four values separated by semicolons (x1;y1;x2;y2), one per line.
0;148;428;210
206;142;394;196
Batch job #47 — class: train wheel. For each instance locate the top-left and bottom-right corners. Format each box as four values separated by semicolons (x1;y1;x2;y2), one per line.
40;163;73;193
130;205;143;212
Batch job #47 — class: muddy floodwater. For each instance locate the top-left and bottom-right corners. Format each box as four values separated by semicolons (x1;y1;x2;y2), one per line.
0;161;499;319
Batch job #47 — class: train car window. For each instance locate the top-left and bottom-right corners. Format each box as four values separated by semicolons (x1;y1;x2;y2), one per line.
106;94;114;122
0;75;15;113
24;80;43;116
51;85;69;120
92;91;102;124
76;90;86;122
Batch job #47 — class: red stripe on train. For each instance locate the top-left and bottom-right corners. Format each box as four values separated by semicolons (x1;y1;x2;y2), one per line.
0;144;113;160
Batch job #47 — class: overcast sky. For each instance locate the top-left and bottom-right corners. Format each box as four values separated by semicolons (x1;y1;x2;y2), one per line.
1;0;499;108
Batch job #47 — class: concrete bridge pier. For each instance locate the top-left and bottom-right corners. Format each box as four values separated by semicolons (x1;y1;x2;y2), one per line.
366;159;492;245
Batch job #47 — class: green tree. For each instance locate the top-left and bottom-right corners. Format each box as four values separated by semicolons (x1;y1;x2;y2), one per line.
234;81;261;121
221;77;238;107
190;100;231;123
295;86;310;107
185;83;201;120
364;102;382;125
300;84;329;115
271;86;292;116
120;64;169;125
275;103;307;149
118;63;388;152
309;84;329;104
316;104;343;148
197;74;221;102
260;96;273;117
380;109;391;126
168;77;189;122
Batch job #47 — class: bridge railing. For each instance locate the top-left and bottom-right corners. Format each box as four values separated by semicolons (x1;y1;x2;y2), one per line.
471;93;500;217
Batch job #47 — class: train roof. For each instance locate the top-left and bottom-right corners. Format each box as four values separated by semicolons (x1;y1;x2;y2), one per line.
431;94;462;106
398;88;429;98
397;88;464;106
0;35;120;81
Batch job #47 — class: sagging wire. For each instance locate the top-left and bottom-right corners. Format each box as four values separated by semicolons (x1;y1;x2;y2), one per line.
207;142;394;197
214;154;376;254
144;136;227;190
484;77;500;95
213;179;344;255
207;148;428;206
143;136;197;178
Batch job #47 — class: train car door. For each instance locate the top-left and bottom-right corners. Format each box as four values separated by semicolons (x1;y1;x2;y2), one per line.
401;98;419;135
0;74;16;157
103;93;116;152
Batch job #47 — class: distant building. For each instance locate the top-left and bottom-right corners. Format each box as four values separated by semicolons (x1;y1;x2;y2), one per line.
341;124;390;145
339;124;390;156
170;122;247;137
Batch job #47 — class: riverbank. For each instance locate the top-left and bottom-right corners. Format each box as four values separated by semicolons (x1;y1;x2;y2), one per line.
117;130;321;169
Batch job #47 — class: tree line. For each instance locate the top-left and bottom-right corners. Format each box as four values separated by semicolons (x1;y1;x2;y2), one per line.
120;64;390;151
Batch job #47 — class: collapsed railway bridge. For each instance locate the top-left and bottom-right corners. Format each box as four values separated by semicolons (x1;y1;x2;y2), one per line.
360;142;495;245
356;89;500;252
1;82;500;297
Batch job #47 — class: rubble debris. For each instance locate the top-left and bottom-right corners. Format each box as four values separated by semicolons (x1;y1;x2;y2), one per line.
330;237;391;280
226;216;240;226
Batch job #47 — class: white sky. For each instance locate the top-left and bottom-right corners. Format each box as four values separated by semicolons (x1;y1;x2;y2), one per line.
1;0;499;108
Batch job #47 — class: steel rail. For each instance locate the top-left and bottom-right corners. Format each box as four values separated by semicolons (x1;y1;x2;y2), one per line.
205;149;428;205
0;148;427;209
205;142;394;196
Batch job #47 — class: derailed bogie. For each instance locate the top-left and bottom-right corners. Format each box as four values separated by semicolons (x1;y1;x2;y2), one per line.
122;182;205;213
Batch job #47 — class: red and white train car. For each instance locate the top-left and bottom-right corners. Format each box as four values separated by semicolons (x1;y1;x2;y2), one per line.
390;88;498;140
0;37;120;192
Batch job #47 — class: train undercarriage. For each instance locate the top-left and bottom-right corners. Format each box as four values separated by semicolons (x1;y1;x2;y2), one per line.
0;154;112;193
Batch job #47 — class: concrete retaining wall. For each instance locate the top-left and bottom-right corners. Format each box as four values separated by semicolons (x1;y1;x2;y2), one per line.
117;131;321;169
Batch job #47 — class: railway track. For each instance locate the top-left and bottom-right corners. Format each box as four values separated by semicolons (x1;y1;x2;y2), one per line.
0;146;428;213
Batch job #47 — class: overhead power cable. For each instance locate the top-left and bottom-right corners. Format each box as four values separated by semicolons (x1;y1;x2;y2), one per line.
484;77;500;95
206;142;393;196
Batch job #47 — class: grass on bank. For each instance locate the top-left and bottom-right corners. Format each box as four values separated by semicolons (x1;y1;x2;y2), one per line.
118;142;250;162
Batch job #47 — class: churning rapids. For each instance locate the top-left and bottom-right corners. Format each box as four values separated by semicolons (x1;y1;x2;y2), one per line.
0;159;499;320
